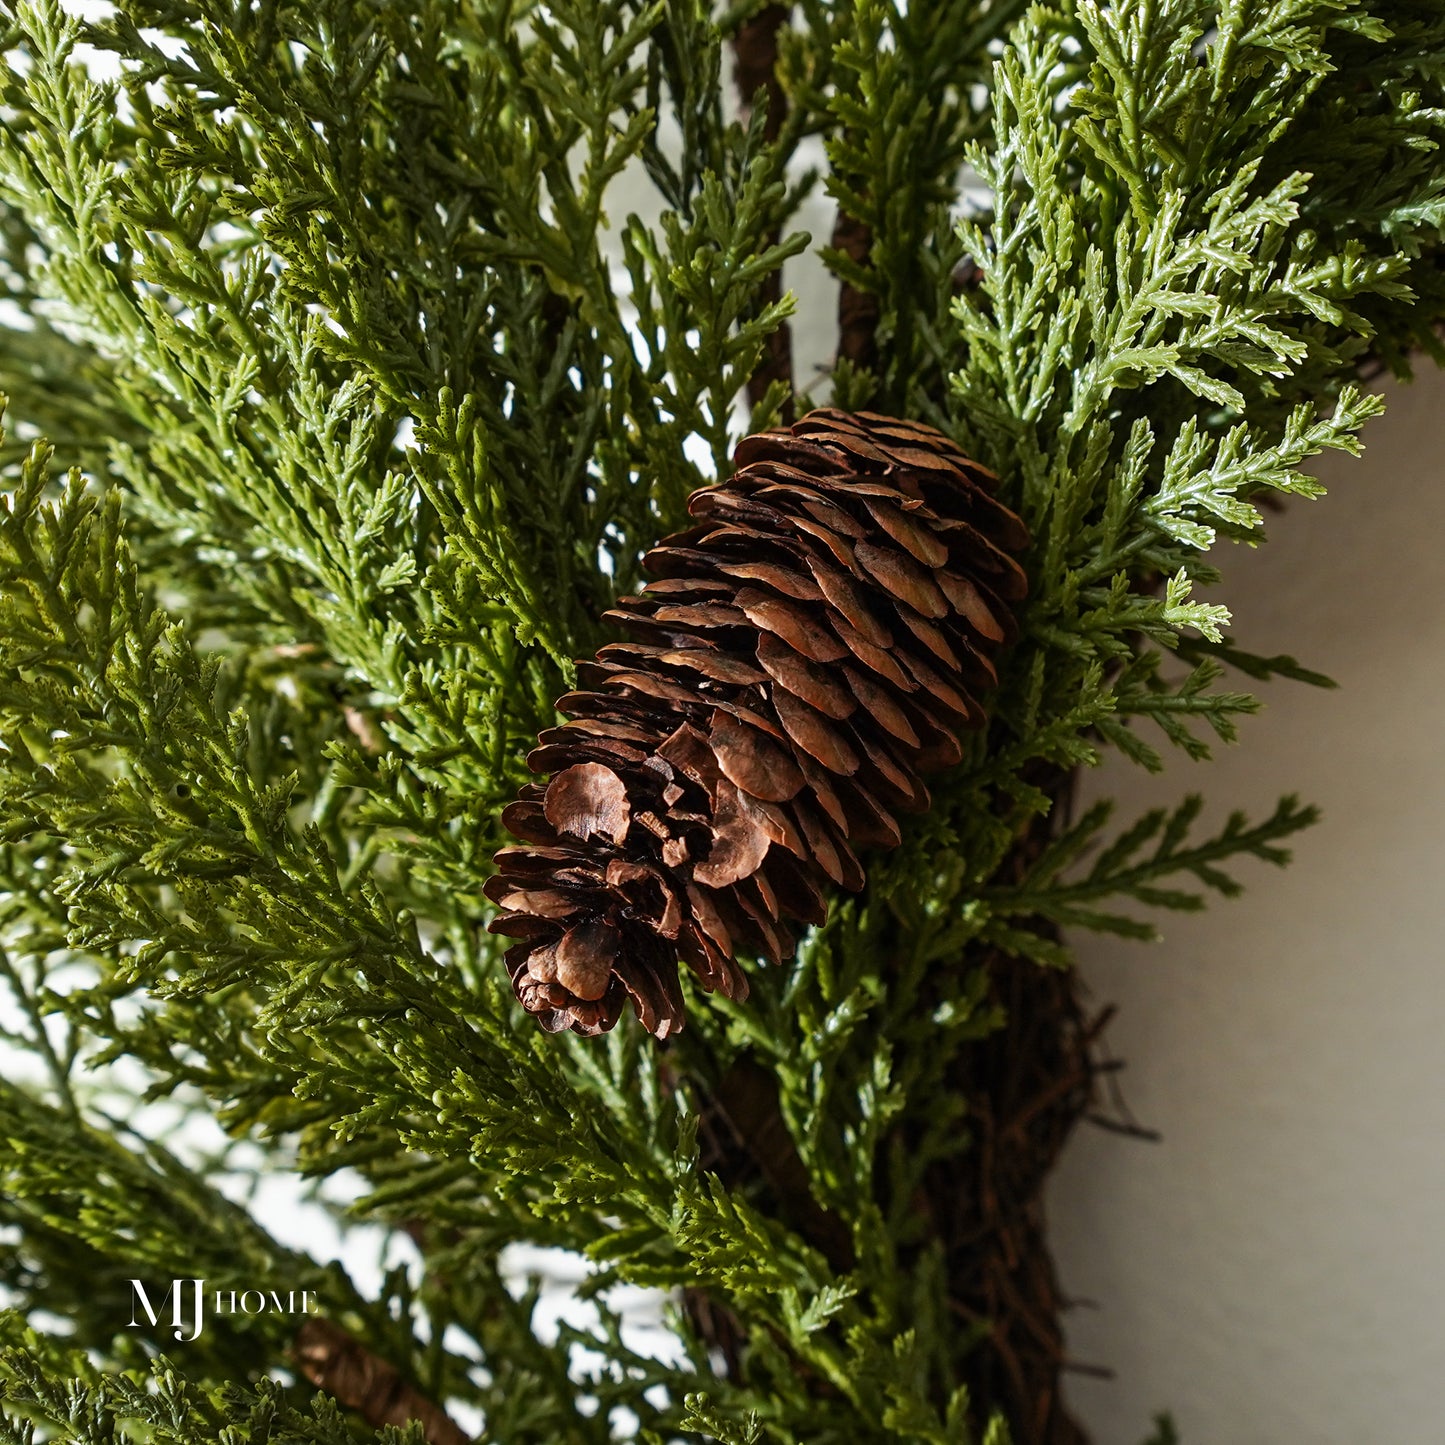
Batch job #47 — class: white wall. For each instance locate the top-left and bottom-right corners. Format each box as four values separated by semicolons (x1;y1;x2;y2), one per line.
1048;366;1445;1443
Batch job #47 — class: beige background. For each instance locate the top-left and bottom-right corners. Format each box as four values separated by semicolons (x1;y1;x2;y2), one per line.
1047;366;1445;1442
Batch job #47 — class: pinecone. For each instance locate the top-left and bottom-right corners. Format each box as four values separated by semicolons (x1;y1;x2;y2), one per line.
484;409;1029;1037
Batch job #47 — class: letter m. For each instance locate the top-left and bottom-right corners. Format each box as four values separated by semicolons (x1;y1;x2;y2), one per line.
128;1280;165;1328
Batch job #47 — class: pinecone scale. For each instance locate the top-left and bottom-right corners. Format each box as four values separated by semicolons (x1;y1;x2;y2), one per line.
485;409;1029;1037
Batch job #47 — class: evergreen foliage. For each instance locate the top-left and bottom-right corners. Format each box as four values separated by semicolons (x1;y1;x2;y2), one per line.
0;0;1440;1441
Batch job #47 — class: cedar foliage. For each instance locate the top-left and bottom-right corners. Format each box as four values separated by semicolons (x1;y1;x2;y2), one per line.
0;1;1441;1442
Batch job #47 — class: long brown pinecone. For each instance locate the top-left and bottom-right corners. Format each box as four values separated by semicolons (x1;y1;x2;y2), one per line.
485;409;1029;1036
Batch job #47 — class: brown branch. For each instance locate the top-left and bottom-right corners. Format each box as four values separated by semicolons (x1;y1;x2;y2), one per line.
293;1317;471;1445
906;765;1098;1445
831;210;880;376
731;4;789;146
831;177;982;389
707;1055;855;1274
943;948;1096;1445
681;767;1108;1441
732;5;795;421
680;1050;855;1382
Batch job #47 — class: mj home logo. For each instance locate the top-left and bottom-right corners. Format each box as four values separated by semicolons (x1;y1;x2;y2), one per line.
128;1279;318;1341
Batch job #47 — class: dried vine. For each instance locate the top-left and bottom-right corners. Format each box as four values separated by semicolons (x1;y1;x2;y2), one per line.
732;4;796;420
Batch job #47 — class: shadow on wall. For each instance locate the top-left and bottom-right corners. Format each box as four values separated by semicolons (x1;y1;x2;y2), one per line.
1048;366;1445;1445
